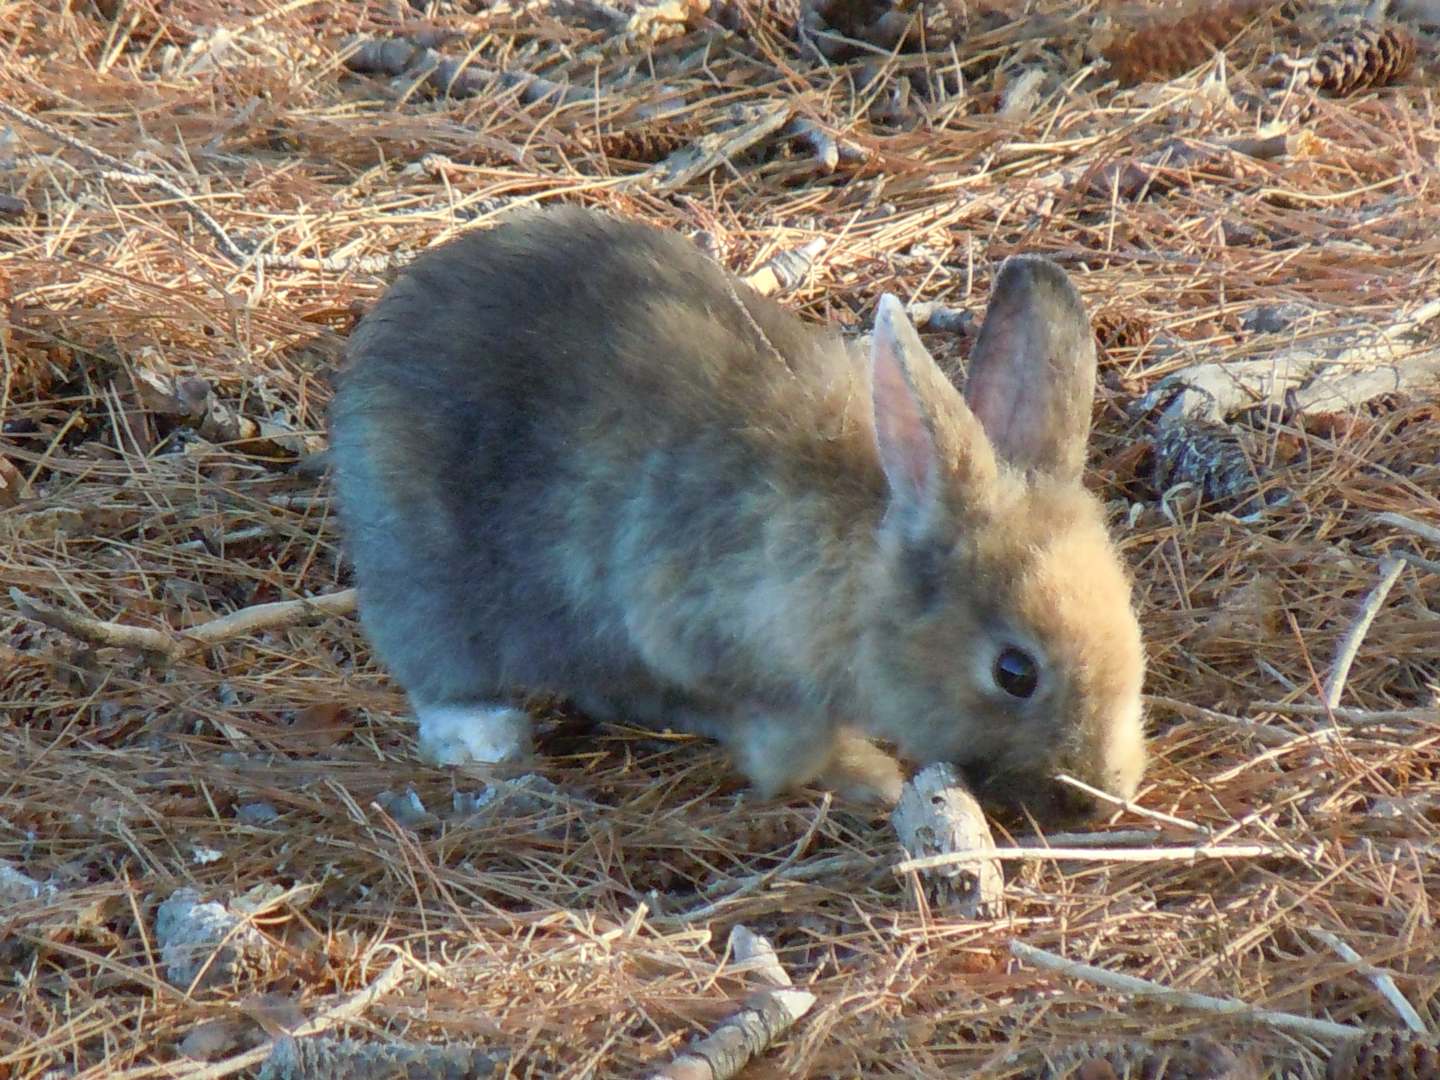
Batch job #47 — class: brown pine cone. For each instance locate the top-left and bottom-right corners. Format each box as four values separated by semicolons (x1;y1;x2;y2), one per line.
1044;1037;1259;1079
1326;1030;1440;1080
1307;23;1416;95
1101;0;1276;86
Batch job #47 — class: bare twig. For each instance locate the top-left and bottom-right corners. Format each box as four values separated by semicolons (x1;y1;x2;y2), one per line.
1055;774;1209;835
894;843;1282;875
1010;941;1363;1042
741;238;827;297
1374;511;1440;548
1254;701;1438;727
1311;928;1427;1034
9;587;358;659
1324;556;1407;709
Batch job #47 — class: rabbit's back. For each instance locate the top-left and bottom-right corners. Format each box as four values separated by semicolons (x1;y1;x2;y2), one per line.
330;208;879;707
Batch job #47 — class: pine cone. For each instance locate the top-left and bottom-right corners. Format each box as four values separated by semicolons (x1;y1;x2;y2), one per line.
1101;0;1277;86
1327;1030;1440;1080
1045;1037;1259;1080
1307;23;1416;95
578;122;698;164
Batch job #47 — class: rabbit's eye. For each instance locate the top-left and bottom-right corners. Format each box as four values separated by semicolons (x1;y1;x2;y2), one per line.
994;647;1038;699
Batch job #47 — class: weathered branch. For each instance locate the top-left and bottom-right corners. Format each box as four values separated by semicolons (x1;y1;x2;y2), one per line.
1011;940;1361;1042
9;587;357;659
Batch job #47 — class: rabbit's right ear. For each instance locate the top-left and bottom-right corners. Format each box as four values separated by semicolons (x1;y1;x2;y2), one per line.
964;255;1098;485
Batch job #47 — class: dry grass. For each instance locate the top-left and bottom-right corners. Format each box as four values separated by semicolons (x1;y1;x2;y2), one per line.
2;0;1438;1076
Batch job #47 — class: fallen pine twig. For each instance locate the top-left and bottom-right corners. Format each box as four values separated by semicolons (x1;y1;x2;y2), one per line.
9;587;358;659
648;988;816;1080
1311;928;1427;1035
1056;773;1209;835
894;842;1283;875
1009;941;1363;1042
1254;701;1439;727
1087;131;1303;202
726;924;791;989
1147;695;1300;747
1323;555;1407;709
1373;511;1440;548
1021;829;1165;848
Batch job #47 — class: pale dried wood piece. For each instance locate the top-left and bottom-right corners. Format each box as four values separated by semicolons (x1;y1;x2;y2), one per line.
1140;300;1440;427
648;988;816;1080
890;763;1003;918
9;586;357;659
1010;941;1363;1042
726;925;791;988
740;238;827;297
342;35;588;107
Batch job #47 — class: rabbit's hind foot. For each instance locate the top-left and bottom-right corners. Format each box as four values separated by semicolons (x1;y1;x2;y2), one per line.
414;701;533;766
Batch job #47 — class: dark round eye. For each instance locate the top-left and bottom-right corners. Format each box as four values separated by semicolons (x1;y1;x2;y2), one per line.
994;647;1039;699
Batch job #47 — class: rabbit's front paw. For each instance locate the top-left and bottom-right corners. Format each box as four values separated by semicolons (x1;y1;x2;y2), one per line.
818;731;905;807
415;703;533;766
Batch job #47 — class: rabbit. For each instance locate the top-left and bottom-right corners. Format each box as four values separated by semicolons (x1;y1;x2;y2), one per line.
329;205;1146;821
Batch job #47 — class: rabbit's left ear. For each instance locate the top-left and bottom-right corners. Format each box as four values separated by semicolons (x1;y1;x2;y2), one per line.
963;255;1097;484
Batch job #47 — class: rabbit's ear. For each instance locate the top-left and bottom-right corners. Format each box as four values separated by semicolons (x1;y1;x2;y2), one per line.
870;294;943;530
964;255;1097;484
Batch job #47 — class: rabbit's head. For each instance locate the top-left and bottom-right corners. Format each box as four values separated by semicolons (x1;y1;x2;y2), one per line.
856;258;1145;823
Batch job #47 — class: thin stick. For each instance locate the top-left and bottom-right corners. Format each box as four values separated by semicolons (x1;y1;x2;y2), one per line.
1311;928;1427;1034
1021;829;1165;848
1010;941;1362;1042
648;988;816;1080
1254;701;1438;726
893;842;1282;875
1054;773;1209;835
1146;695;1297;747
10;587;358;659
1324;556;1406;709
1374;511;1440;547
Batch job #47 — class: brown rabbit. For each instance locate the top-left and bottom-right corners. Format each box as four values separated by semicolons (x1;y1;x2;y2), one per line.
329;206;1145;821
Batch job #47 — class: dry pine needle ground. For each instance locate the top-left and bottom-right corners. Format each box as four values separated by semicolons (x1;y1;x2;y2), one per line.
1;0;1438;1077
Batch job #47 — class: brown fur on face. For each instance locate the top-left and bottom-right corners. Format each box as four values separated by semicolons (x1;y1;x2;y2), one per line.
853;469;1145;822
